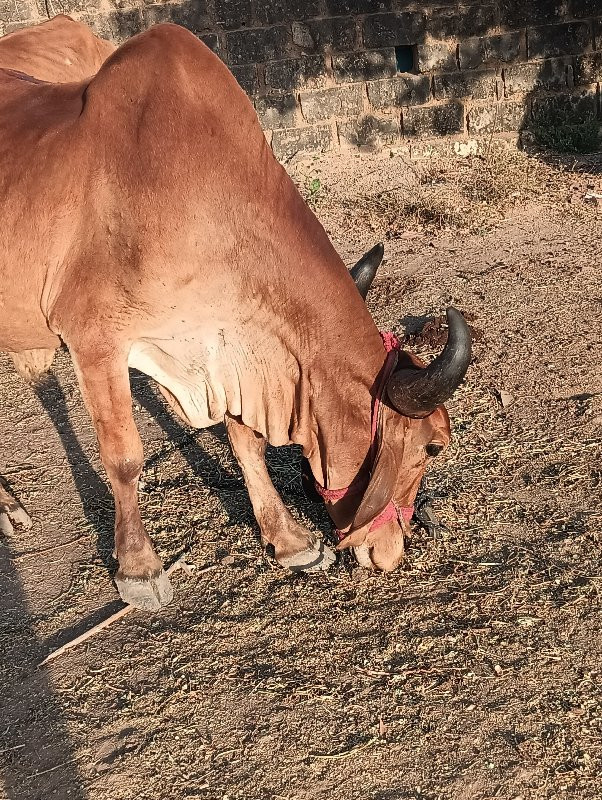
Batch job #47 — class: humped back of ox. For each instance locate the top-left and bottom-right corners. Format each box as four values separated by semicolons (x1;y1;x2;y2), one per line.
0;20;470;609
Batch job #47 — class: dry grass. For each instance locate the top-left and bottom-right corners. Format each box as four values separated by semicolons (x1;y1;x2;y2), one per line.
301;146;596;241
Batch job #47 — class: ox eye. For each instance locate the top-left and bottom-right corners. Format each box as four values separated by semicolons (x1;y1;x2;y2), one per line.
426;443;444;457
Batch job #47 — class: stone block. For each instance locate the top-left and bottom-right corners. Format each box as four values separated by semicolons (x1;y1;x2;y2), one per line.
214;0;252;30
595;18;602;50
500;0;566;28
338;114;401;148
300;85;364;123
574;51;602;84
427;4;498;40
532;90;598;123
265;56;327;91
367;75;432;109
459;32;521;70
569;0;602;17
271;125;332;161
142;2;210;35
232;64;258;95
82;10;142;42
199;34;220;55
333;49;397;83
305;17;358;53
226;26;289;66
467;101;526;135
255;94;299;128
434;70;496;100
416;41;457;73
327;0;394;13
363;12;427;49
403;102;464;137
528;22;592;59
503;58;570;95
256;0;321;25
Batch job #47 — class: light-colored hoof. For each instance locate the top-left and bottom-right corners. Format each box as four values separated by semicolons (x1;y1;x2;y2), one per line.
353;544;374;569
0;504;33;535
114;569;173;611
278;539;336;573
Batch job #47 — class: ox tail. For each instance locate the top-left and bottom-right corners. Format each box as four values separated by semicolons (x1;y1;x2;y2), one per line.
11;348;56;384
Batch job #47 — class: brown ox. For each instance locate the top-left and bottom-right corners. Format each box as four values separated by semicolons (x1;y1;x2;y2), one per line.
0;14;114;82
0;22;470;610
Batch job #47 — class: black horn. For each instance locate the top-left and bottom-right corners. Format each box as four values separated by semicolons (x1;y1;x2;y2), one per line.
349;242;384;299
386;307;472;418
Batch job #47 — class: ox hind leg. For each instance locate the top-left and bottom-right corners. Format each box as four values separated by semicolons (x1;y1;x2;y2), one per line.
0;348;57;534
225;415;336;572
69;342;172;610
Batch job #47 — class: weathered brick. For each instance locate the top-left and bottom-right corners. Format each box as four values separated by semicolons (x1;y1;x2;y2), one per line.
271;125;332;161
434;70;496;101
300;85;364;123
569;0;602;18
82;10;142;42
532;90;598;122
226;26;289;66
142;2;210;35
232;64;259;95
427;4;498;40
256;0;321;25
363;12;427;49
368;74;431;109
574;51;602;84
503;59;570;95
338;114;401;148
459;32;521;70
199;34;220;55
467;101;526;135
595;18;602;50
333;49;397;83
327;0;394;13
416;41;457;73
500;0;566;28
528;22;592;59
304;17;358;53
265;56;327;91
214;0;252;30
255;94;298;127
403;102;464;137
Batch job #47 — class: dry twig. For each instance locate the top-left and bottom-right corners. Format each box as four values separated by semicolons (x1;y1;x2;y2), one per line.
39;557;213;666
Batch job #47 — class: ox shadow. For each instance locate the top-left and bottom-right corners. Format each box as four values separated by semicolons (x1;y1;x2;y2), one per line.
129;371;331;552
34;371;115;565
0;541;88;799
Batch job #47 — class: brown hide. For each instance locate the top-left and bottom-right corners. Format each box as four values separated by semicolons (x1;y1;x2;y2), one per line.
0;15;114;82
0;23;459;593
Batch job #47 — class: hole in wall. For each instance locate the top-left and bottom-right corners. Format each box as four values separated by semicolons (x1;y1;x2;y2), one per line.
395;45;415;73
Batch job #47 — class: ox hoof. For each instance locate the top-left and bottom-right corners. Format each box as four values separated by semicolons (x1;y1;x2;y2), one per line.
0;503;33;536
114;569;173;611
278;539;336;573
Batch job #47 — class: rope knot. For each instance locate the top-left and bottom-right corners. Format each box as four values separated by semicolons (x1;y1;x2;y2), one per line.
380;331;401;353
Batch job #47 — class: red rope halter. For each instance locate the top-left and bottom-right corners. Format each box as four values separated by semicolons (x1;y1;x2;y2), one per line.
314;332;414;540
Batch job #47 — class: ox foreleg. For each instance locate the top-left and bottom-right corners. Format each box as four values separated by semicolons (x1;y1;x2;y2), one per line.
225;415;335;572
71;346;172;610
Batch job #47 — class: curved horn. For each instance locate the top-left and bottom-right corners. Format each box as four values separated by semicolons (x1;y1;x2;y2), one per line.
349;242;384;299
387;307;471;418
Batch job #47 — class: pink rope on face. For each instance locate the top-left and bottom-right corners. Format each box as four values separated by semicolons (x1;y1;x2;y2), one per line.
314;331;414;536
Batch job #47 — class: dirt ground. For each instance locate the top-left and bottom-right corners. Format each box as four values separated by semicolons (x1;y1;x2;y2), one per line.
1;147;602;800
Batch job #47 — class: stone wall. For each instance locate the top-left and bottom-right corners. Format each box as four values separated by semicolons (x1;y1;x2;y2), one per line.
1;1;601;159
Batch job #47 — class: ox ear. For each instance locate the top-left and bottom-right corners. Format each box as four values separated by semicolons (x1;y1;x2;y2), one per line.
349;242;384;300
349;435;399;536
